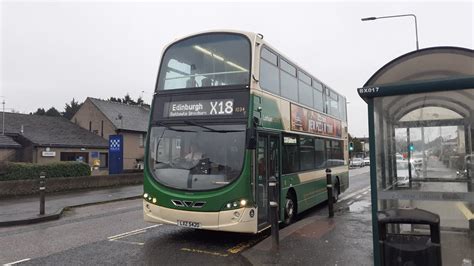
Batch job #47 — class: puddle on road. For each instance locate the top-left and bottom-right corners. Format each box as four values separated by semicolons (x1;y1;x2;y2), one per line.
348;200;371;213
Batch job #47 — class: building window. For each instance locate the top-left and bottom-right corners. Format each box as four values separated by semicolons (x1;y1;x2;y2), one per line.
89;121;92;131
101;120;104;137
60;152;89;163
100;152;108;168
139;133;146;148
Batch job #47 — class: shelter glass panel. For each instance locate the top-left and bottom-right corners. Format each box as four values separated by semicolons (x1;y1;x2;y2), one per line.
373;88;474;265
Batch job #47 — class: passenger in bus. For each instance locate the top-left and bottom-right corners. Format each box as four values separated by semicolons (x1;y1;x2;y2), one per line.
201;77;212;87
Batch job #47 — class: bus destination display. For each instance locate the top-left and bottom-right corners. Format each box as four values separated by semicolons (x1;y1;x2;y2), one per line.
164;99;234;117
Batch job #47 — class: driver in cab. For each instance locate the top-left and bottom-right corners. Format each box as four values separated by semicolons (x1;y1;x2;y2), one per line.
185;143;203;161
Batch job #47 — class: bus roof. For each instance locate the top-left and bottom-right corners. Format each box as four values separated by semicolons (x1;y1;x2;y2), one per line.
160;29;345;100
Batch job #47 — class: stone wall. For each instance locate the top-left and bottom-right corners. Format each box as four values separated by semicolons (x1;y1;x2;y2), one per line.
0;173;143;198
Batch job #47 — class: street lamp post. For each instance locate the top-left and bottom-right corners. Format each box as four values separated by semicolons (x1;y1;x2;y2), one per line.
1;97;5;135
361;14;419;50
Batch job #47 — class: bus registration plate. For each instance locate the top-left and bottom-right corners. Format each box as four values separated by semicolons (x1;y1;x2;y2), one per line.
177;220;200;228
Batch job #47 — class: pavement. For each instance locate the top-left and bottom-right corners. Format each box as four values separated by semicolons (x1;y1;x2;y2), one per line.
242;187;374;266
0;185;143;226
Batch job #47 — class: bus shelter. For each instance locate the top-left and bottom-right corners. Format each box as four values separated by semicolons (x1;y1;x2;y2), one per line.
358;47;474;265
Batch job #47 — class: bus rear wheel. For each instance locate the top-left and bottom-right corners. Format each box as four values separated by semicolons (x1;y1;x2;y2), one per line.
283;192;297;225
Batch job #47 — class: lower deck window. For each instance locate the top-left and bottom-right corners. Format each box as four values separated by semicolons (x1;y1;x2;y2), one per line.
283;134;345;174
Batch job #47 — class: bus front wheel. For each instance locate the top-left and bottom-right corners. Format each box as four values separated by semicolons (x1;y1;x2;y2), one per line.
283;192;297;225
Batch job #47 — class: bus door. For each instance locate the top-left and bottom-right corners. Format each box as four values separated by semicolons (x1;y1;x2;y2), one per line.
256;133;280;229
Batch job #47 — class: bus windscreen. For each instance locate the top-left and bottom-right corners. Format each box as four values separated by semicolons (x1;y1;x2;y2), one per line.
148;124;246;191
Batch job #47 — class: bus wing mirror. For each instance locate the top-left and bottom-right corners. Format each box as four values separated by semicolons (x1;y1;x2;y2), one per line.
246;128;257;150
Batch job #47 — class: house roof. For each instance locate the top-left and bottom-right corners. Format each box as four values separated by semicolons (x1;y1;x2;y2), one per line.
0;135;21;148
89;98;150;132
0;112;108;148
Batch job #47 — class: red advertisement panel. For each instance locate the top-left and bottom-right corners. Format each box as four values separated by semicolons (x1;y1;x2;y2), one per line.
290;104;342;138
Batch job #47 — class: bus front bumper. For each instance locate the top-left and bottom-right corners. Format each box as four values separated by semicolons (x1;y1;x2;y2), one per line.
143;200;258;233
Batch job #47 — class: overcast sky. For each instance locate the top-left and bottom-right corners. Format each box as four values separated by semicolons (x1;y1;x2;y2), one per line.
1;0;472;136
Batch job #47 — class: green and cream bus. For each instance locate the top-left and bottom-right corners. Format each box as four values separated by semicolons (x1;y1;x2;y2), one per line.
144;30;349;233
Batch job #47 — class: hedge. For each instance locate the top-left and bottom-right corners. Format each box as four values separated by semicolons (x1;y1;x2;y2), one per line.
0;162;92;181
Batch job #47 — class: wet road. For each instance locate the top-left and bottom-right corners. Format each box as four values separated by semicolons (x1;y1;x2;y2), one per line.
1;168;370;265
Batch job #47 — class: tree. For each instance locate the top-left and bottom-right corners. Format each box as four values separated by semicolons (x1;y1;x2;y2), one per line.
136;96;144;105
63;98;83;120
109;97;122;103
108;94;147;106
33;108;46;115
122;93;136;105
45;107;61;117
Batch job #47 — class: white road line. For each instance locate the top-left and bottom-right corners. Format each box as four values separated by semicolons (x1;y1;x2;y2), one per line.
355;195;362;199
339;186;370;202
108;224;160;240
109;230;147;241
4;258;31;265
109;239;145;246
362;191;368;195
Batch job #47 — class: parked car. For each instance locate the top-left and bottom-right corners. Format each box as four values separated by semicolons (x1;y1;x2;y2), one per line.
410;153;423;168
363;157;370;166
350;158;364;168
396;160;419;185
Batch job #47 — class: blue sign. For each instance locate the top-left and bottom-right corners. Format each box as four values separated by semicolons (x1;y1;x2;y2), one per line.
109;135;123;174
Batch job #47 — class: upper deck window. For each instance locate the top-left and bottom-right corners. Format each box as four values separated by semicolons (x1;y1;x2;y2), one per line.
157;33;251;90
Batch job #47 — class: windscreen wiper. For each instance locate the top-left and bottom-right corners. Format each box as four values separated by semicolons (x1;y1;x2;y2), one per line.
183;120;243;133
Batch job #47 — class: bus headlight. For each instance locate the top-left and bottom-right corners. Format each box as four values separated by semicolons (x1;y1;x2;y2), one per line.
224;199;250;210
152;198;157;204
144;193;149;199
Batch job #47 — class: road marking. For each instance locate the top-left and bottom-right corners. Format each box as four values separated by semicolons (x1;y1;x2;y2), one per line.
180;248;228;257
356;195;362;199
227;235;266;254
362;191;368;195
4;258;31;265
109;239;145;246
109;230;146;241
108;224;160;240
339;186;370;202
456;202;474;220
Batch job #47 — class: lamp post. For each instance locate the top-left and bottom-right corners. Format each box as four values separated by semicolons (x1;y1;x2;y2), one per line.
1;97;5;135
361;14;419;50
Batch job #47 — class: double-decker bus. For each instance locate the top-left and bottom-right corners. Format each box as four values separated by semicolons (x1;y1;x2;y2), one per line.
143;30;349;233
